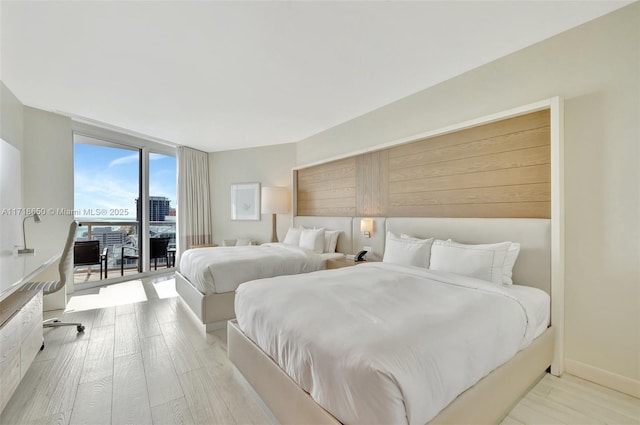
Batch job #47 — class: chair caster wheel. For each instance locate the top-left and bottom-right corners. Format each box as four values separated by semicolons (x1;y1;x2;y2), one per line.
77;325;85;333
40;343;45;351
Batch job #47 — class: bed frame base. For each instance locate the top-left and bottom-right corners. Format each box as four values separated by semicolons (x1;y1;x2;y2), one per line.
175;271;236;327
228;319;341;424
228;320;555;425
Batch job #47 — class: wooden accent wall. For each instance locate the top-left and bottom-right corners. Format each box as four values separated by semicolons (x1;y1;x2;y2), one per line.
296;157;357;216
356;150;388;216
295;109;550;219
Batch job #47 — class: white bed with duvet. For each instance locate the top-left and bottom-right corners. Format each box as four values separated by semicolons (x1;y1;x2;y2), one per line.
180;243;343;295
236;263;550;424
175;217;353;329
228;217;558;425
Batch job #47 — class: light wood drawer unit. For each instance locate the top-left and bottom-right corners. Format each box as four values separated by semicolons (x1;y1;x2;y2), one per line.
0;311;21;363
0;290;43;413
20;291;42;337
0;352;21;412
21;320;42;379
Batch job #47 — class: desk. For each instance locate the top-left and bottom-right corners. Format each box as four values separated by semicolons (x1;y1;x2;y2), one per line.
0;249;61;302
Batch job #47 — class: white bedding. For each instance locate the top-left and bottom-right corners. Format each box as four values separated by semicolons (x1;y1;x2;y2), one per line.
235;262;550;425
179;243;343;294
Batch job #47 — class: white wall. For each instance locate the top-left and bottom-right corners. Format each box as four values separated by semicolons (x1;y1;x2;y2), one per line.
1;93;74;256
22;107;74;251
295;4;639;394
22;106;74;307
0;82;24;252
209;143;296;246
1;82;24;151
1;87;74;308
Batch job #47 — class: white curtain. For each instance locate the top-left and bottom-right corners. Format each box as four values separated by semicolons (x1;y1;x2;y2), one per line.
177;146;213;261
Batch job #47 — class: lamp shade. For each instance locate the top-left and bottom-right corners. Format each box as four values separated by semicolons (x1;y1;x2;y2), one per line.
261;187;289;214
360;218;373;234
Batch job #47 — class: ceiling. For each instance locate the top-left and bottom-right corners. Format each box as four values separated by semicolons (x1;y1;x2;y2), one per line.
1;1;632;152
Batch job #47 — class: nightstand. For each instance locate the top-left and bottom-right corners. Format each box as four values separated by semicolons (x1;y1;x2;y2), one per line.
326;258;365;270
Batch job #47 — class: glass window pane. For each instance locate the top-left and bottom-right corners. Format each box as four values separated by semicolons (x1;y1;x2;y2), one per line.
73;135;141;282
74;140;139;221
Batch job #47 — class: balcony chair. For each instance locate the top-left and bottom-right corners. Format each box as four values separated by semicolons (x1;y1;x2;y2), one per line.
120;236;171;276
73;240;109;280
22;221;86;340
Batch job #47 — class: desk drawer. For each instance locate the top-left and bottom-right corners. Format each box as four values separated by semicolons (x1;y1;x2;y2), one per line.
20;291;42;340
0;352;20;413
0;314;21;363
21;322;42;379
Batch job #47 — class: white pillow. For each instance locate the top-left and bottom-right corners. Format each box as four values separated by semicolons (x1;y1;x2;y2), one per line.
324;230;340;253
382;231;433;268
283;227;302;245
502;243;521;285
299;228;325;253
445;240;520;284
235;238;252;246
400;233;432;242
429;239;511;285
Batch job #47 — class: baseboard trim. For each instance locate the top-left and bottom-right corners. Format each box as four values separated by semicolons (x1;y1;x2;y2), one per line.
565;358;640;398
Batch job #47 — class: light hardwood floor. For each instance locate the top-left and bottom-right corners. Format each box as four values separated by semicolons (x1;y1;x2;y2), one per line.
1;278;638;425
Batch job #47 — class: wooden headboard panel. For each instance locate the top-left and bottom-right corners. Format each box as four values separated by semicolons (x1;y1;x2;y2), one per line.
296;157;356;216
295;109;550;219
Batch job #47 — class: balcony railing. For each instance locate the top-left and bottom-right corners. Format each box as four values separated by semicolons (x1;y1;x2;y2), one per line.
74;220;175;284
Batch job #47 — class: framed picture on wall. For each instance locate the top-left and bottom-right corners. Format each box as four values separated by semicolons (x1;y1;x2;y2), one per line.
231;182;261;221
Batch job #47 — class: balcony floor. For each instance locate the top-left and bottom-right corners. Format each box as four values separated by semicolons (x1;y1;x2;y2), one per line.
73;264;174;286
74;267;141;285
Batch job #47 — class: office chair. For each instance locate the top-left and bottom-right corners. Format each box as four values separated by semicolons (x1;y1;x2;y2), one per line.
22;221;85;343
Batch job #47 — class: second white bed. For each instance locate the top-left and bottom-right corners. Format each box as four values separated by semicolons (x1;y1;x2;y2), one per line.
235;262;550;425
179;243;343;294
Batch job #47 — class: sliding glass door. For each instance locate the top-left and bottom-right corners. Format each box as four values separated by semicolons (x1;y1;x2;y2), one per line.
147;152;177;270
73;134;142;285
73;132;176;288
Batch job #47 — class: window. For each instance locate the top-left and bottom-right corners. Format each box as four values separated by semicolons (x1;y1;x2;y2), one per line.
148;152;177;264
73;128;176;286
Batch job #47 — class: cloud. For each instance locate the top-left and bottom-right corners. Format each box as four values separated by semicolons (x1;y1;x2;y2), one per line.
109;152;165;168
74;171;139;218
75;169;176;218
76;150;175;220
109;153;138;168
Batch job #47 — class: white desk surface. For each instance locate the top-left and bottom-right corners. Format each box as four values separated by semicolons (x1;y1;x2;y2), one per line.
0;249;61;302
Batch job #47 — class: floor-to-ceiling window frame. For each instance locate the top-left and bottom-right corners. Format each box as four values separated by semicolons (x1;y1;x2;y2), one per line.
72;122;177;291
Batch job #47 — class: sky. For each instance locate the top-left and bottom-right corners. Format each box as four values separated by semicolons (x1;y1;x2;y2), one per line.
74;143;176;221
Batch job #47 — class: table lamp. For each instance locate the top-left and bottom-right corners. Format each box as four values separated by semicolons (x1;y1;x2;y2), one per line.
261;187;289;243
19;213;41;254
